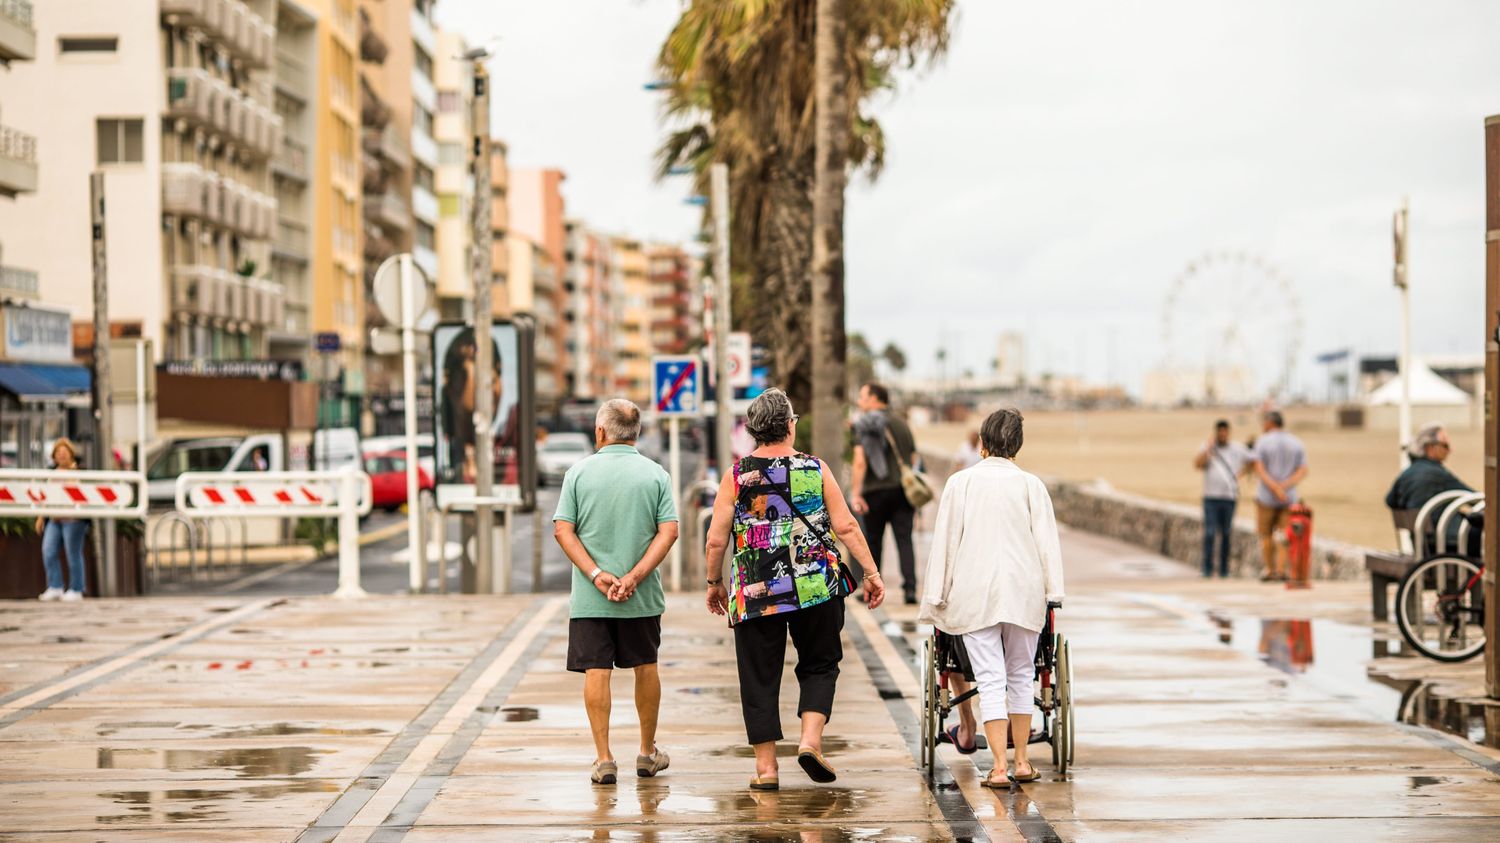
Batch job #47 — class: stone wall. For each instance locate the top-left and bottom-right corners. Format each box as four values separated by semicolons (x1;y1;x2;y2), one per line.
1044;479;1368;580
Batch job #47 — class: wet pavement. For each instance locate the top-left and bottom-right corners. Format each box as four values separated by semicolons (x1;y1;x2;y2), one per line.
2;525;1500;840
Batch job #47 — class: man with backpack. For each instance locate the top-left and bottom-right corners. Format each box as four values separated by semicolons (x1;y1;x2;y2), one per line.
850;382;921;604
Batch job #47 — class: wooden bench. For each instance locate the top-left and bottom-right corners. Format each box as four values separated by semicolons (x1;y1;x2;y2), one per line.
1364;547;1416;621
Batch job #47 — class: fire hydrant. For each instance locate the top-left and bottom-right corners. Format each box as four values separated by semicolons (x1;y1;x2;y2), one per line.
1285;502;1313;589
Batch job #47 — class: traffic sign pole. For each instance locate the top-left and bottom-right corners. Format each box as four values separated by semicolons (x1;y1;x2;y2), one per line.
400;254;424;594
668;416;682;591
653;355;701;593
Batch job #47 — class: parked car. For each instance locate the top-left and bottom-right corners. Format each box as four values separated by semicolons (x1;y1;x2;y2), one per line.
538;432;593;485
363;434;435;479
365;450;435;512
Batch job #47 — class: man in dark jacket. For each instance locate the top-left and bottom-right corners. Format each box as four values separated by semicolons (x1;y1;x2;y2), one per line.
1385;423;1473;553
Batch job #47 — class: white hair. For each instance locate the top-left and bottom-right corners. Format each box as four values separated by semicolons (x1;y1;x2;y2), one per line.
596;399;642;443
1409;423;1446;459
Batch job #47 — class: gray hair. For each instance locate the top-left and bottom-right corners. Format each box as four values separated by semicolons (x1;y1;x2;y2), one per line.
595;399;642;443
1410;423;1446;458
745;388;795;446
980;408;1024;459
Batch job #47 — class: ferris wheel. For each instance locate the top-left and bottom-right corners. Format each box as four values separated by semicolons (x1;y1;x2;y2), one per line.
1161;250;1304;402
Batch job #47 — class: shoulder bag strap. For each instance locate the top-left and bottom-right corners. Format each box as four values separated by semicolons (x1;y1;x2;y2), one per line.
882;425;908;470
778;462;838;551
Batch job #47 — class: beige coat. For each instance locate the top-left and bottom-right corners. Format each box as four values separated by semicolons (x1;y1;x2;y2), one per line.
917;457;1065;634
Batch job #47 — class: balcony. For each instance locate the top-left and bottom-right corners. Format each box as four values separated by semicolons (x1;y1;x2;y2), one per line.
274;220;309;264
275;53;310;103
413;245;438;280
0;264;38;297
411;66;435;113
170;265;218;319
364;190;411;233
1;0;36;63
409;5;435;55
360;73;390;130
411;184;438;224
358;6;387;64
362;124;410;171
0;123;38;198
165;68;214;128
162;162;207;218
272;137;307;182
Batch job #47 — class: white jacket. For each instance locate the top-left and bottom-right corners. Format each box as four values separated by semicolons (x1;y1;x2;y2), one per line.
917;457;1065;634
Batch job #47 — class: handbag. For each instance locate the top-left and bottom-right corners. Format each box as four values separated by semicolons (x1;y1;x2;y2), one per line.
884;427;935;508
776;466;859;598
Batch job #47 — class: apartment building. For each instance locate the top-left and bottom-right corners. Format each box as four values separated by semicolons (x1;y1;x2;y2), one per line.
269;0;315;364
0;0;37;204
431;28;471;318
646;243;700;356
0;0;283;365
357;0;412;395
610;236;651;404
562;220;613;401
409;0;438;286
506;234;561;414
489;138;509;318
508;167;567;401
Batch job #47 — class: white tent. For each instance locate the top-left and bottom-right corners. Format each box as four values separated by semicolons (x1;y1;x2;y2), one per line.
1367;361;1472;406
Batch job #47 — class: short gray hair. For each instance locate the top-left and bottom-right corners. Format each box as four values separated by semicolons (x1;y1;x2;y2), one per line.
596;399;642;442
1410;423;1446;458
745;388;795;446
980;408;1024;459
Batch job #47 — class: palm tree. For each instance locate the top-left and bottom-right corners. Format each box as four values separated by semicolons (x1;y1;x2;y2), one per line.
810;0;850;472
655;0;953;417
880;341;908;375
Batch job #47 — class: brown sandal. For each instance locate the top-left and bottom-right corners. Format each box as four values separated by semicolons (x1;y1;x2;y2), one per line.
797;746;837;783
980;770;1011;789
749;775;780;791
1011;764;1041;783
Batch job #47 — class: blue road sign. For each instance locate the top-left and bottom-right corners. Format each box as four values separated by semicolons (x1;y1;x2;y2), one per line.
653;355;701;417
315;332;341;353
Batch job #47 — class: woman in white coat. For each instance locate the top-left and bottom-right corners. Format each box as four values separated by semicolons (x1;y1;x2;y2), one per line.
918;408;1065;785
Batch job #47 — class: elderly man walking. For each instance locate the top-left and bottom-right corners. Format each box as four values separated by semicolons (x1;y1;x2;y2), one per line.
553;399;679;785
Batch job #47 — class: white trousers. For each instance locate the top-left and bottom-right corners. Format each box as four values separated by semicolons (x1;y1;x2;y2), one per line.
962;622;1039;723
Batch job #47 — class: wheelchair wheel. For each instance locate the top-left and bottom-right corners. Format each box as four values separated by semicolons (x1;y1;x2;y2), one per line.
920;637;939;772
1394;555;1487;663
1052;634;1074;774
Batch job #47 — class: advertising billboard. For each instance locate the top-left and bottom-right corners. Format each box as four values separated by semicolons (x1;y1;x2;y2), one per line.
432;319;536;511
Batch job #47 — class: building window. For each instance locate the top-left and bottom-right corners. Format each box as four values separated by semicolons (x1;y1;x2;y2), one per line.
414;46;433;79
438;142;464;166
96;118;145;164
414;164;434;192
59;36;119;54
413;106;433;136
437;91;461;113
439;194;461;217
415;222;435;250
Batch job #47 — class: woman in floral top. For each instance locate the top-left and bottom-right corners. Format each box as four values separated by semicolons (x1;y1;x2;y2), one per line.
705;389;885;791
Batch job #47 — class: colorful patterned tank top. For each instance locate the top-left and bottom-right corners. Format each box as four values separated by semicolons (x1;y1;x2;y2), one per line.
728;453;842;625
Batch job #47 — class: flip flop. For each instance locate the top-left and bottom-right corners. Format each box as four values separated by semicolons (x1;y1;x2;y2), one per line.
1011;766;1041;783
749;776;779;791
797;746;838;783
979;770;1011;789
945;725;977;755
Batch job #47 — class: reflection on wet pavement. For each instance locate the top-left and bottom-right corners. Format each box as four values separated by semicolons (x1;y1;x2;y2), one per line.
93;746;328;777
1398;682;1500;750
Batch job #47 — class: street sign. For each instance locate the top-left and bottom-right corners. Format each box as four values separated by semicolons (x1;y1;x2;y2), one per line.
727;332;751;388
371;253;437;330
653;355;701;417
315;332;341;353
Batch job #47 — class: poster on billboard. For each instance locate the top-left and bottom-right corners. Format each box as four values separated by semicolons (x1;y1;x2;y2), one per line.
431;319;536;511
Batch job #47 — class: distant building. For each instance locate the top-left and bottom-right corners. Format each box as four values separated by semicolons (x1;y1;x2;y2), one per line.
994;332;1026;389
431;28;472;320
611;237;651;404
564;221;614;401
509;168;569;402
506;235;561;414
1142;365;1258;406
647;243;699;356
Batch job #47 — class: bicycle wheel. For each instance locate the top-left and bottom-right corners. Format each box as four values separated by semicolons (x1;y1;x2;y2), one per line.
1052;634;1073;774
921;637;938;772
1395;555;1486;663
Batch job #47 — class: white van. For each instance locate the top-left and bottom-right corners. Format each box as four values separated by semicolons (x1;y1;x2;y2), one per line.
145;427;362;506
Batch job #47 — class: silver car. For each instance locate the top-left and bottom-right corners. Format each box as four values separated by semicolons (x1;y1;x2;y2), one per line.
538;432;593;486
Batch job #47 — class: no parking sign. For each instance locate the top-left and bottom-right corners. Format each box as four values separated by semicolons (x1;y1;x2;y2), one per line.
653;356;701;417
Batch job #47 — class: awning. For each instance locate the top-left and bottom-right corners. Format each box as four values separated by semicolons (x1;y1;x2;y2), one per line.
0;362;92;402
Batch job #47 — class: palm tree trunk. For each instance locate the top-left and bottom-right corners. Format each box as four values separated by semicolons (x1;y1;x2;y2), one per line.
811;0;850;475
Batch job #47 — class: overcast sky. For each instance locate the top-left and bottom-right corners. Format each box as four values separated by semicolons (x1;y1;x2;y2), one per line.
435;0;1500;397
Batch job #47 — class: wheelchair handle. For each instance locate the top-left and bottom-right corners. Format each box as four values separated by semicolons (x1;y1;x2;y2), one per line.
1047;600;1063;610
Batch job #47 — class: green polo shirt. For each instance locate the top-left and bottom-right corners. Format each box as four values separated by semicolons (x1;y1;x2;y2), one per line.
553;444;677;619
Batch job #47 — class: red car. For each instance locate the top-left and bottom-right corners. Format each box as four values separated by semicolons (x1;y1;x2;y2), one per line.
365;450;434;512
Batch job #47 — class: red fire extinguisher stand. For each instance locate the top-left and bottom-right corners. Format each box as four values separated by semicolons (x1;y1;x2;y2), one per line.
1286;503;1313;589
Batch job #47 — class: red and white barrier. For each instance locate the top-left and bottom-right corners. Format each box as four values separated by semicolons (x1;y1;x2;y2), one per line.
175;469;372;598
0;470;147;518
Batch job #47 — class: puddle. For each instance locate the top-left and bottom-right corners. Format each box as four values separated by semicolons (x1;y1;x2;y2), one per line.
97;781;339;824
1209;614;1403;718
95;746;329;777
0;626;19;634
96;721;181;737
500;706;539;722
44;635;84;644
207;723;385;739
1398;683;1500;749
676;686;741;702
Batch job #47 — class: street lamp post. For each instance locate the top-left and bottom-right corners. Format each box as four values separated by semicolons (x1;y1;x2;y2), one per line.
709;163;732;473
1393;199;1412;471
467;52;497;594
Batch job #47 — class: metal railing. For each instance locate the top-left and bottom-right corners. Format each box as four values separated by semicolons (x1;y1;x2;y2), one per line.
272;137;307;181
0;123;37;164
1;0;33;29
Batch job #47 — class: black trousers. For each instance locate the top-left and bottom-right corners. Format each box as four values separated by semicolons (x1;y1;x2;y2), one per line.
862;487;916;597
733;598;845;745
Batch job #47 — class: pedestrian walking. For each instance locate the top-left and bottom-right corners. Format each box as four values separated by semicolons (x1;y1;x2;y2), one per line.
552;399;678;786
850;382;920;603
1250;410;1309;582
919;408;1065;786
36;438;88;602
1193;419;1253;577
704;388;886;791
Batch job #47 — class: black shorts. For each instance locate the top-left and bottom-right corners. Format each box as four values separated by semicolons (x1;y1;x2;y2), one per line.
566;616;662;673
